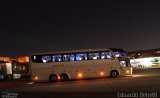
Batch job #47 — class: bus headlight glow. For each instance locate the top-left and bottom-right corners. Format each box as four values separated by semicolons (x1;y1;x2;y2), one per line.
34;76;39;80
78;73;83;78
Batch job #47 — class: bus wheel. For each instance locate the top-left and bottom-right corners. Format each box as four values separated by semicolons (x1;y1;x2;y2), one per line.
110;70;119;78
49;74;58;82
60;73;69;81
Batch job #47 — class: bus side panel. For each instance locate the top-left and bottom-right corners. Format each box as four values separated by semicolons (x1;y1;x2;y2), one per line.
30;59;122;82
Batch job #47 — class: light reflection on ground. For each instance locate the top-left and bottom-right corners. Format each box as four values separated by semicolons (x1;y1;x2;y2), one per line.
132;74;149;78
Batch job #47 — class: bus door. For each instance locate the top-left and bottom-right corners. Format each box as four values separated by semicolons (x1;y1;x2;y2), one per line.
119;58;132;75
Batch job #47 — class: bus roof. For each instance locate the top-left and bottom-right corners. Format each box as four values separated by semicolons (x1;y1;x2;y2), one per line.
108;48;126;52
30;48;113;56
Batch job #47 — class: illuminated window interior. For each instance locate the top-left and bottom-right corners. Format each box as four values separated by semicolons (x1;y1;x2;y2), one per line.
101;51;113;59
52;55;62;62
41;56;51;63
88;52;100;60
76;53;87;61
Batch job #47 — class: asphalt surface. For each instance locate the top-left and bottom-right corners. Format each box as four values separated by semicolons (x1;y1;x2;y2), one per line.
0;68;160;98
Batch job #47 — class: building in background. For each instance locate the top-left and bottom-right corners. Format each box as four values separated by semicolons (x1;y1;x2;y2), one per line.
0;56;30;79
16;56;29;63
12;56;30;78
0;57;12;63
0;63;12;80
128;48;160;68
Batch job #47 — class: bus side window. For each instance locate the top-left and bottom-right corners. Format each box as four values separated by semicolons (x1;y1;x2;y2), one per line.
31;55;43;63
88;52;100;60
101;51;113;59
41;55;51;63
52;55;62;62
76;53;87;61
63;54;70;62
63;54;75;62
70;54;75;61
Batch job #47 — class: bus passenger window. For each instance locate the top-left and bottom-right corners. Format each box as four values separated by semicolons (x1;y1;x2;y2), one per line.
70;54;75;61
41;56;51;63
63;54;75;62
52;55;62;62
101;51;113;59
88;53;100;60
63;54;70;62
76;53;87;61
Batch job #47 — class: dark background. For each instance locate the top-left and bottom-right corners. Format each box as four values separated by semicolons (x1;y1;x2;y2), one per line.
0;1;160;57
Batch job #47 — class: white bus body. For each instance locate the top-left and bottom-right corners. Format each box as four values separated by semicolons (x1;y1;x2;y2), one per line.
30;49;132;82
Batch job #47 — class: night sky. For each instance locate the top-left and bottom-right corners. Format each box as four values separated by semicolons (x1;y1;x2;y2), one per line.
0;1;160;57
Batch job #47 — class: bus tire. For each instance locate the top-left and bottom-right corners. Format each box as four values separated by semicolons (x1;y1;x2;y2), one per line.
49;74;58;82
110;70;119;78
60;73;69;81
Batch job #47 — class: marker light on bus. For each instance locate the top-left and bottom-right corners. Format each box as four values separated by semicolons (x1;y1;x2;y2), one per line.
126;70;130;74
78;73;83;78
58;76;61;80
34;76;39;80
100;72;104;76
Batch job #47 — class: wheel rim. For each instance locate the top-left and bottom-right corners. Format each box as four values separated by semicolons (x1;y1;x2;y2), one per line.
61;75;68;81
50;75;57;81
112;72;117;77
61;76;65;80
113;72;116;76
52;76;56;81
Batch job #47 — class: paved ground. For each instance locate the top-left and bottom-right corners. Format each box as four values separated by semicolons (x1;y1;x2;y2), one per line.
0;68;160;98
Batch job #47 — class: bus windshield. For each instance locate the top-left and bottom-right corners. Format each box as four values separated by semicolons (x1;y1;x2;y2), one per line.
109;48;131;67
109;48;127;58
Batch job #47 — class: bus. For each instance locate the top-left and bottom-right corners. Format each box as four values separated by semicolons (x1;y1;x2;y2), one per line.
29;48;132;82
